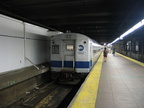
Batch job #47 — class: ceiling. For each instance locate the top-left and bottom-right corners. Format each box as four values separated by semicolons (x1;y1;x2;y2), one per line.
0;0;144;44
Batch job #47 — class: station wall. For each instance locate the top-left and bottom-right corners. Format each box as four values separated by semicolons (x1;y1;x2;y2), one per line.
0;14;57;73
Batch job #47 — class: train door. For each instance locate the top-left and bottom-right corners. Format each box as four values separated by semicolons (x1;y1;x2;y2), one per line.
62;40;75;72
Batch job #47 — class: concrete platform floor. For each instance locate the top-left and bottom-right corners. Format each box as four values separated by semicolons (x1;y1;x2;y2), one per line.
95;53;144;108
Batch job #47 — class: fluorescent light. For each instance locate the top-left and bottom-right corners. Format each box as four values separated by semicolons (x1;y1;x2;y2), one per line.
111;19;144;44
58;32;63;34
107;43;112;47
111;38;120;44
104;43;106;45
120;19;144;39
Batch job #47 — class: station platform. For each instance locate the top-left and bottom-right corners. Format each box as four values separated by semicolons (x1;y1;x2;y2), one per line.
68;52;144;108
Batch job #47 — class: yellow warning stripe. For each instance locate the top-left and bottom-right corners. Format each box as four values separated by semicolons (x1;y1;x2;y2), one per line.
117;53;144;67
68;53;103;108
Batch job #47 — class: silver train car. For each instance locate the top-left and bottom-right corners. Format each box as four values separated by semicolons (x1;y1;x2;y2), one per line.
50;33;102;80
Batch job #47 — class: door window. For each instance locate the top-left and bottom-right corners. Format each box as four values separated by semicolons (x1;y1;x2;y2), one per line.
66;44;74;50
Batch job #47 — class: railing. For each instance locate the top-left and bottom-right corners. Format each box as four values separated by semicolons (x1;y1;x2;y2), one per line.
26;58;39;70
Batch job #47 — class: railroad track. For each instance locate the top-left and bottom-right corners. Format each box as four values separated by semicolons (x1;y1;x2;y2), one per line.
9;81;74;108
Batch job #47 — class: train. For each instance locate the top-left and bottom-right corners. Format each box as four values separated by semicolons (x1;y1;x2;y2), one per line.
50;33;102;82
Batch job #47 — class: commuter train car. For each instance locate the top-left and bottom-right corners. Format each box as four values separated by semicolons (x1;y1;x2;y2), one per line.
50;33;102;82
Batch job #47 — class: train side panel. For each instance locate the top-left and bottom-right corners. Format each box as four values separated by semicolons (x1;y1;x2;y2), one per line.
50;35;62;72
75;37;91;73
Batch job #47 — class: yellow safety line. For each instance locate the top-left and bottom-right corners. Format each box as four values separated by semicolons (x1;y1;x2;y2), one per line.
117;53;144;67
68;53;103;108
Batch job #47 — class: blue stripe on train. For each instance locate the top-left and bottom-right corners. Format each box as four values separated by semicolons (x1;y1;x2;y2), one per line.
75;61;90;68
50;61;62;67
64;61;73;67
50;61;91;68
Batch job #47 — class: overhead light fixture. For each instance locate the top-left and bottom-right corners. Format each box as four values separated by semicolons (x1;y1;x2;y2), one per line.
111;38;120;44
120;19;144;39
58;32;63;34
111;19;144;44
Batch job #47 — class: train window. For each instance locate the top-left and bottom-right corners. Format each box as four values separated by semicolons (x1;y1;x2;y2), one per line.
66;44;74;50
52;45;59;54
93;50;98;55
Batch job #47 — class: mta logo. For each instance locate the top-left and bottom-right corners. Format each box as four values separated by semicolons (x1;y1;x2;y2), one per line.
79;45;84;51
